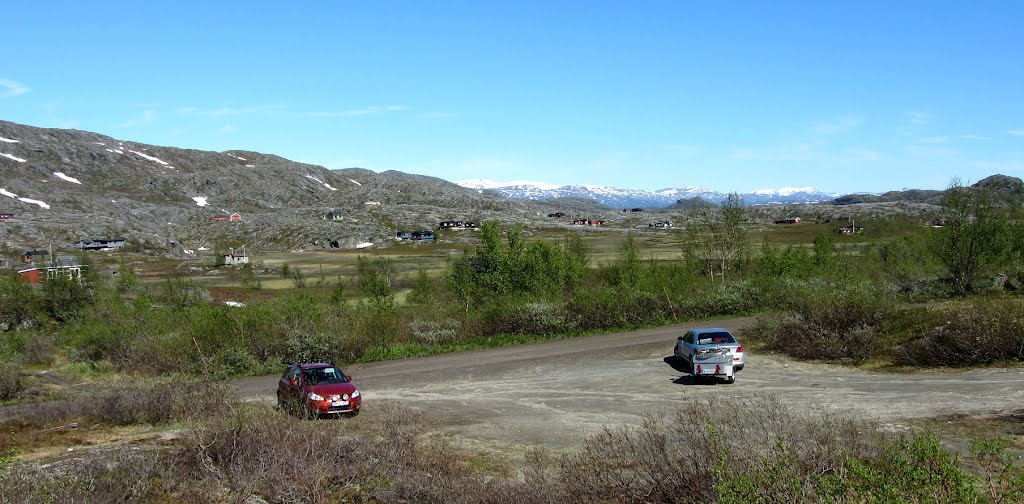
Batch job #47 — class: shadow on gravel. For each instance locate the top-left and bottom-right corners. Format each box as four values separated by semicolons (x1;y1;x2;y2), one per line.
663;356;724;386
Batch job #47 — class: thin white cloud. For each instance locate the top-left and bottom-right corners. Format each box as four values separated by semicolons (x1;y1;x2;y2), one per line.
728;143;818;162
919;136;948;144
844;148;881;161
905;111;932;125
813;115;863;135
970;159;1024;173
180;104;287;117
0;79;29;97
664;144;700;156
418;111;457;119
1008;130;1024;136
119;109;157;128
218;124;238;134
306;105;409;118
44;99;77;128
905;145;958;158
961;134;991;141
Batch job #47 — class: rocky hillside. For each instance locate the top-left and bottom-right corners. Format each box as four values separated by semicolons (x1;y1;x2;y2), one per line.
0;120;553;251
832;175;1024;206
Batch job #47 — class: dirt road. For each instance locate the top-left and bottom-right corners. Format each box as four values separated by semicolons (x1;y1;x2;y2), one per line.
234;317;1024;451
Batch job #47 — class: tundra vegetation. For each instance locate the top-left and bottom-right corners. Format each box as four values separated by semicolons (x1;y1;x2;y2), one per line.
0;184;1022;501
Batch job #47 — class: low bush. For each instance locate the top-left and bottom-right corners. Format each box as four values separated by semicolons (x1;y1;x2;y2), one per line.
744;282;890;362
0;360;24;401
559;395;883;503
0;379;231;429
896;299;1024;366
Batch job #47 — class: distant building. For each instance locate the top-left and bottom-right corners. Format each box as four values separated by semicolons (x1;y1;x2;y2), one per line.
839;224;864;235
322;210;344;221
74;238;125;250
0;213;13;221
573;218;606;226
0;259;10;269
773;217;801;224
213;213;241;222
17;264;84;284
411;230;436;241
222;249;250;265
623;208;644;213
439;220;463;229
21;250;49;263
930;219;948;228
547;212;566;219
396;231;412;240
649;220;673;228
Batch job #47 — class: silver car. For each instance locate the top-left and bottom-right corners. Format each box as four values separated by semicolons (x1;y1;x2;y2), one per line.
674;328;745;377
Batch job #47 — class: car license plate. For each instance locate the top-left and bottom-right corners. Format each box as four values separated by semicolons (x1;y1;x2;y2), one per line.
332;401;349;407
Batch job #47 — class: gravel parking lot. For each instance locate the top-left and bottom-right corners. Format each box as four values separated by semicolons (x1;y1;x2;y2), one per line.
235;317;1024;451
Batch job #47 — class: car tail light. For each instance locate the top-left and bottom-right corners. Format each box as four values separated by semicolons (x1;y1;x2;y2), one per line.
696;365;702;374
736;346;743;353
715;365;721;374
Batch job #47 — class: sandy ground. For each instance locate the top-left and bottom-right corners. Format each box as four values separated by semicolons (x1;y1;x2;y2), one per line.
234;317;1024;452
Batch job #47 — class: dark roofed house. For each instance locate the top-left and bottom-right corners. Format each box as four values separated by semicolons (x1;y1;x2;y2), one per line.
74;238;125;250
649;220;673;228
21;250;49;263
773;217;801;224
839;224;864;235
0;213;13;221
439;220;463;229
322;210;344;221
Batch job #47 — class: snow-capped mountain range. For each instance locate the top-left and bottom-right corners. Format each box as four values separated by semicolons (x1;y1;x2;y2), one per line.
456;179;838;208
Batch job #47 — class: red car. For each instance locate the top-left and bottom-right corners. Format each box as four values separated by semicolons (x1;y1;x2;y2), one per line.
277;363;362;418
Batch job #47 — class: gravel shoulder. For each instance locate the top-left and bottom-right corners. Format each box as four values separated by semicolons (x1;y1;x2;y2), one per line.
234;317;1024;452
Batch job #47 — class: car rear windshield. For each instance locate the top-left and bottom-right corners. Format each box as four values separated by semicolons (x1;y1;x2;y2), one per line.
696;332;736;344
302;366;348;384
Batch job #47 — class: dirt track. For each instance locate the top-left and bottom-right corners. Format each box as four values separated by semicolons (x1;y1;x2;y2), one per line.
234;317;1024;451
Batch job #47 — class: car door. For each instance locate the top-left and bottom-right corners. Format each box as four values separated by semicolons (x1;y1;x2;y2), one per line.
282;366;302;403
678;332;695;363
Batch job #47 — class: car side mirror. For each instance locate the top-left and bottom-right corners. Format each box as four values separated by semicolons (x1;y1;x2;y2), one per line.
677;336;683;340
346;375;352;381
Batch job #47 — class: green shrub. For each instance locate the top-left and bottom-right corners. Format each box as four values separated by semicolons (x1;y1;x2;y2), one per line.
407;318;462;344
0;359;24;401
745;281;890;362
896;299;1024;366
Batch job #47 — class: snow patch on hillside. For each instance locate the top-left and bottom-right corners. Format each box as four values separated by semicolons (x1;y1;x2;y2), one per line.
192;196;209;207
54;172;82;184
356;242;373;249
304;174;338;191
128;150;170;165
348;178;362;186
1;152;26;163
1;187;50;209
0;137;19;143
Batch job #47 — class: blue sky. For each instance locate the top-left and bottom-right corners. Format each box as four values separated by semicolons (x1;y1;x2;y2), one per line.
2;1;1023;193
